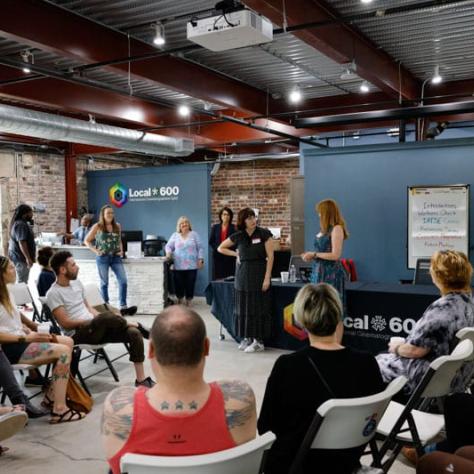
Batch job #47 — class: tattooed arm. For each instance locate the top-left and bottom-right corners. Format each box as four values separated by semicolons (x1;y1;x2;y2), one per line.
101;386;135;459
217;380;257;445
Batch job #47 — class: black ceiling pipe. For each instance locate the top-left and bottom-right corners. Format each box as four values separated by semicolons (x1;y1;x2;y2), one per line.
295;101;474;128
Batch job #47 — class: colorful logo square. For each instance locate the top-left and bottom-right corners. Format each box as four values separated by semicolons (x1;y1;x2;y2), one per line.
109;182;128;208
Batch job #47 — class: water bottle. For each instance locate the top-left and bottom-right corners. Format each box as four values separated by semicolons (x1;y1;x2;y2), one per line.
289;264;297;283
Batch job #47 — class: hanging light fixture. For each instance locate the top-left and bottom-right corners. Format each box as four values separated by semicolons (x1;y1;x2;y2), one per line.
288;87;302;104
359;81;370;93
431;65;442;84
178;104;191;117
153;22;166;46
20;50;32;74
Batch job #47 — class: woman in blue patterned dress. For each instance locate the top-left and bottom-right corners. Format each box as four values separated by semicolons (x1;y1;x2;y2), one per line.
377;250;474;394
301;199;349;303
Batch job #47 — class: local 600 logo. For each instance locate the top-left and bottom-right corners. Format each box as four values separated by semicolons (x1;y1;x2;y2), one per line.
109;182;128;208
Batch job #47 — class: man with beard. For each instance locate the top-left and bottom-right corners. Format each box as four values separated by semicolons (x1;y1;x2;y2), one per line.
46;251;154;388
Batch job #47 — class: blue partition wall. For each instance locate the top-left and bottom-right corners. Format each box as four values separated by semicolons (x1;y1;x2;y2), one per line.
302;138;474;283
87;163;211;295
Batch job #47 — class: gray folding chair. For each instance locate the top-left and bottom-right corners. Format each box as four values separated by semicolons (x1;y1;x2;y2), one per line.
376;339;474;472
120;432;275;474
288;376;407;474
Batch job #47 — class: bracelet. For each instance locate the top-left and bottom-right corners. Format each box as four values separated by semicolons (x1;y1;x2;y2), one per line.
18;336;26;343
395;345;402;357
314;252;318;260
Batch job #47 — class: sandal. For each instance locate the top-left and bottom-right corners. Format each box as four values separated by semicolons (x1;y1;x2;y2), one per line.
49;408;86;424
41;393;54;410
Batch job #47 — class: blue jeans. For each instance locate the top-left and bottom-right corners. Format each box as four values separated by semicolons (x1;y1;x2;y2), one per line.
96;255;128;308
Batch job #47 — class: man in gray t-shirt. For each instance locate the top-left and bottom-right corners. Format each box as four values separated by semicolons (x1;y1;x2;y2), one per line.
46;251;154;388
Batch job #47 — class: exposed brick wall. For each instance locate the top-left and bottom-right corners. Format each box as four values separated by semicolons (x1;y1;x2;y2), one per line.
1;150;298;252
211;159;299;246
76;155;150;213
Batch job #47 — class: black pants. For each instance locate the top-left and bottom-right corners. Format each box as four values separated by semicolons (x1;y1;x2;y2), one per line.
437;393;474;453
72;311;144;363
0;349;26;405
173;269;197;300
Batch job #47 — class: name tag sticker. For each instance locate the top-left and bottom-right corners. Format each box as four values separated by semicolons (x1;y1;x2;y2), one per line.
252;238;261;244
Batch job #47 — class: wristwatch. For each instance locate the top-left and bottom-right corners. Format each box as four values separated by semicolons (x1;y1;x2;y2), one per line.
18;336;26;343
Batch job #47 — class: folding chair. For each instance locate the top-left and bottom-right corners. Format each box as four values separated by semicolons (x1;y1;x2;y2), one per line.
39;298;125;395
376;339;474;472
0;363;38;404
0;412;28;444
120;432;276;474
8;282;42;322
456;326;474;392
288;376;407;474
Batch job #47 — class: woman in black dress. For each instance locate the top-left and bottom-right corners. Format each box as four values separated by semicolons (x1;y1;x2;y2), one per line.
218;208;274;353
209;207;236;279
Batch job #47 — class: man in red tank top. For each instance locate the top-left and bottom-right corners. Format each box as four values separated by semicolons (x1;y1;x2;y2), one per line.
102;306;257;474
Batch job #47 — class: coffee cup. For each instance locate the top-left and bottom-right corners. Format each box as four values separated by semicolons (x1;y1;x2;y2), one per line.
390;337;405;345
37;323;51;334
281;271;289;283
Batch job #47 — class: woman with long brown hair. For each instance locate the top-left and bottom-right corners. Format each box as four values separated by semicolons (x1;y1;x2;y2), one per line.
0;256;85;423
85;205;136;315
302;199;349;302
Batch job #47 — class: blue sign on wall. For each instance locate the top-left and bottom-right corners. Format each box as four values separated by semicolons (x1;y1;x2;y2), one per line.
302;138;474;284
87;164;211;295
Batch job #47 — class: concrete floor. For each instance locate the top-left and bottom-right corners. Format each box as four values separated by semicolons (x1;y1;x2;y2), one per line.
1;299;415;473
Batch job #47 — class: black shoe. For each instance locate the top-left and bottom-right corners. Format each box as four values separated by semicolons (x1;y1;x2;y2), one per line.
25;375;46;387
120;306;138;316
135;376;155;388
136;323;150;340
25;401;50;418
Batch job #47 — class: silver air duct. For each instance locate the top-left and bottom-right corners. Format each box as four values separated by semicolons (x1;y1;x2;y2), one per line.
0;104;194;157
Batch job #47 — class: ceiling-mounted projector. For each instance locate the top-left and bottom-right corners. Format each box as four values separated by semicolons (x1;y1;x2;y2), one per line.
187;9;273;52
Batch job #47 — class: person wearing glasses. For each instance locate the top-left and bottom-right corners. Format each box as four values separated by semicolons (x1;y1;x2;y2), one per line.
377;250;474;394
218;208;274;353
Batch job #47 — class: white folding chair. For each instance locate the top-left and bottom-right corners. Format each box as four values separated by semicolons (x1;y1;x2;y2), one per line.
38;297;122;395
8;282;42;322
0;412;28;443
288;376;407;474
456;326;474;392
83;282;105;307
377;339;474;472
120;432;275;474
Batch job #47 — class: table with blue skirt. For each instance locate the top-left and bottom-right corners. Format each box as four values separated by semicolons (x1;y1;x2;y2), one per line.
205;280;441;355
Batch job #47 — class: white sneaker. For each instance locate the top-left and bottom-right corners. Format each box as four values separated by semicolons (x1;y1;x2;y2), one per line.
238;338;251;351
244;340;265;353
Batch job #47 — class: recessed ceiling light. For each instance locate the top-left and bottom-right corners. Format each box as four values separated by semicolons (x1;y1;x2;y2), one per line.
361;0;374;3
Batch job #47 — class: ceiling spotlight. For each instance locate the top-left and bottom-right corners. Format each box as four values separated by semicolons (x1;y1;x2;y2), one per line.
361;0;374;3
288;88;302;104
20;50;32;74
178;104;191;117
359;81;370;93
153;22;166;47
431;65;442;84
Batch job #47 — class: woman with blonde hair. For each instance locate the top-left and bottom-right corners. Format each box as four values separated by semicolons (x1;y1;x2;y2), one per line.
377;250;474;394
165;216;204;305
302;199;349;301
0;256;85;424
258;283;384;473
85;205;136;315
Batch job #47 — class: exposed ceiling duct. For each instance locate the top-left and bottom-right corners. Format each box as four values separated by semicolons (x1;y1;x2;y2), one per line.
0;104;194;157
